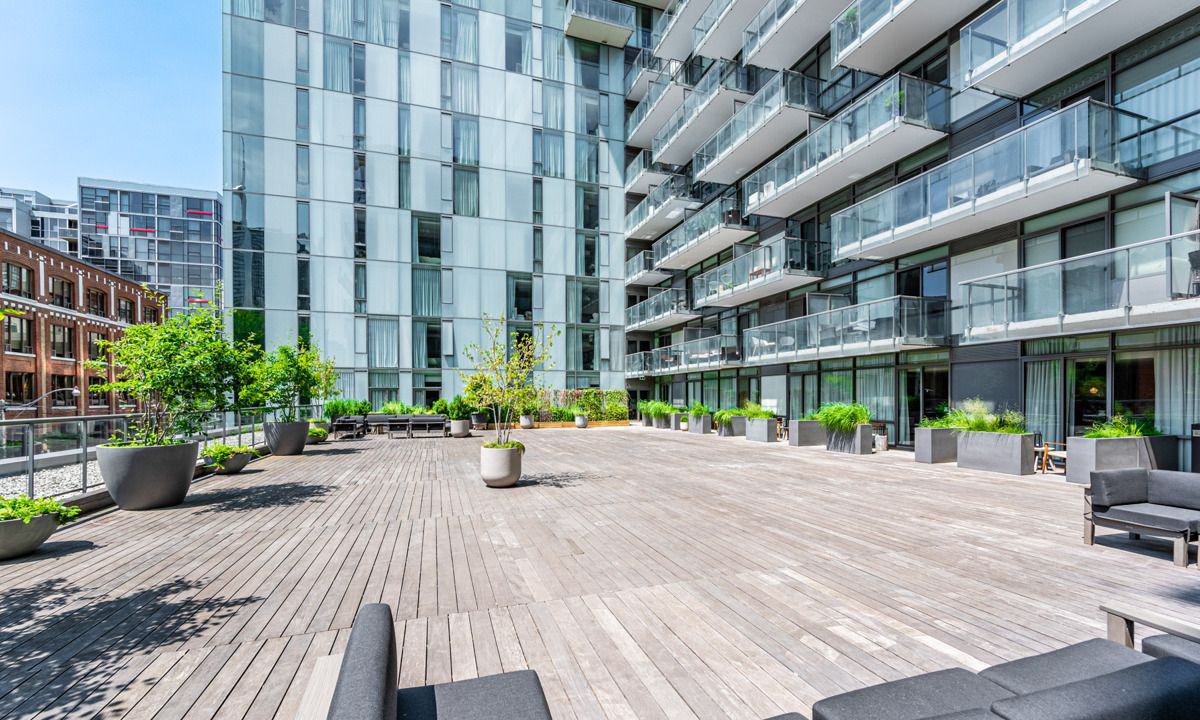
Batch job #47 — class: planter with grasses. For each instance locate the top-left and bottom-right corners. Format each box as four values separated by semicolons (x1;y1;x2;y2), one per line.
914;413;963;464
646;400;673;429
788;414;826;447
815;403;873;454
1065;416;1178;485
741;403;778;443
687;402;712;435
946;400;1034;475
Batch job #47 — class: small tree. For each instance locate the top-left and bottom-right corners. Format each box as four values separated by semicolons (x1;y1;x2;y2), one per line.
460;315;557;448
244;343;339;422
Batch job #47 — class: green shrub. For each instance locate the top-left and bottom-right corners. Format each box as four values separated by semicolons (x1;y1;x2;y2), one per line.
549;406;575;422
688;401;711;417
445;395;473;420
579;389;604;419
713;408;740;426
569;403;587;418
1083;415;1161;438
740;401;775;419
920;398;1026;433
603;390;630;421
431;398;449;415
483;440;525;452
0;495;81;525
377;401;408;415
324;398;370;420
307;427;328;441
814;403;872;433
200;443;259;470
646;400;674;419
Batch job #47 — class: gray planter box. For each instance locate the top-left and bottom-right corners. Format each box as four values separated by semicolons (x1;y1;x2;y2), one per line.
788;420;826;447
915;427;959;464
670;413;686;430
956;432;1034;475
826;424;873;454
640;414;653;427
1065;435;1180;485
689;414;712;434
745;417;778;442
717;416;746;437
653;415;670;429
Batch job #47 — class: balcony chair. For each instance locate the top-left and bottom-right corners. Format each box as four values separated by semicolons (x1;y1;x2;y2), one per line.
331;416;366;440
386;415;412;439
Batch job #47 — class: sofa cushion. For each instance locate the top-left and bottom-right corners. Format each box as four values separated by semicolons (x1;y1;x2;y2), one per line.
1148;470;1200;511
1089;468;1148;507
979;639;1151;694
988;657;1200;720
811;668;1012;720
1094;503;1200;533
328;604;398;720
397;670;552;720
1142;634;1200;665
923;711;1000;720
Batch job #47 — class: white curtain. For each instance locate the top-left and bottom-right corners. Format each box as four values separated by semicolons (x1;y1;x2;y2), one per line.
543;29;565;81
453;117;479;166
451;65;478;114
413;320;429;368
398;53;410;102
1155;347;1200;435
324;38;351;92
1024;359;1062;444
567;279;580;322
368;0;401;47
855;367;895;424
575;138;596;183
397;106;410;155
367;318;398;368
324;0;352;37
453;9;478;63
543;131;564;177
232;0;264;19
542;83;565;129
453;169;479;217
413;268;441;316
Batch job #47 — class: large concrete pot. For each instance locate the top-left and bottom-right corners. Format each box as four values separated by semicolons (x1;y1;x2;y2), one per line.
470;413;489;429
826;424;873;455
519;415;535;430
689;414;712;434
956;432;1034;475
480;446;522;488
789;420;826;447
574;414;589;428
210;452;253;475
1065;435;1180;485
717;416;746;437
640;414;653;427
449;419;471;438
98;441;198;510
670;413;686;430
746;417;778;443
915;427;959;463
265;421;308;456
653;416;670;429
0;515;58;560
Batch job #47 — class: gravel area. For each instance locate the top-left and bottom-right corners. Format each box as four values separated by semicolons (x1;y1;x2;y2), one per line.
0;460;105;499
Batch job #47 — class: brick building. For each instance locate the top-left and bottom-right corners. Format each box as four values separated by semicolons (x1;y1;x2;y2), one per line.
1;228;163;417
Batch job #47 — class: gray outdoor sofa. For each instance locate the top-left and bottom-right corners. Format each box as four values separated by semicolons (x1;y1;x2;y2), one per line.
1085;468;1200;568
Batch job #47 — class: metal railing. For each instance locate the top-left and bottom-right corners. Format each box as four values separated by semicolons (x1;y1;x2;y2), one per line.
831;99;1149;260
651;195;743;268
742;295;948;365
744;0;805;61
569;0;635;29
651;0;696;54
961;230;1200;343
693;0;734;52
624;149;679;191
831;0;907;65
625;174;694;235
626;287;694;330
627;334;741;376
627;71;687;140
623;49;676;97
625;249;659;281
624;350;652;377
652;60;754;161
743;74;950;214
692;236;829;307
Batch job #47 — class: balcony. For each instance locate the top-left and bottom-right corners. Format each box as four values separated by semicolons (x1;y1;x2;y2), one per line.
565;0;636;46
744;0;847;70
627;74;690;148
961;231;1200;344
624;51;680;102
626;288;700;332
694;0;771;62
694;71;824;184
743;295;948;365
832;100;1147;262
625;150;678;196
651;61;756;166
653;0;711;61
625;175;703;241
652;196;755;270
627;334;742;376
625;249;674;286
744;74;949;218
693;236;828;308
624;350;653;378
960;0;1199;98
830;0;982;74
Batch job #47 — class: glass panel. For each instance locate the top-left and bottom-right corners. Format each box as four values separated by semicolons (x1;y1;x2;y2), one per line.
1025;358;1063;444
1068;357;1107;437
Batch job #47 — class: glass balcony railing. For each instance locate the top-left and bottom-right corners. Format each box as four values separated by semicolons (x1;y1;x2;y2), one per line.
625;175;694;235
693;0;733;52
635;334;741;376
625;249;659;281
627;74;684;139
744;0;802;62
694;71;824;178
625;350;652;377
743;295;948;364
831;99;1148;261
626;287;694;330
651;61;753;161
651;195;743;267
623;50;677;97
961;231;1200;343
569;0;636;30
652;0;696;54
744;74;949;214
831;0;903;65
692;236;829;307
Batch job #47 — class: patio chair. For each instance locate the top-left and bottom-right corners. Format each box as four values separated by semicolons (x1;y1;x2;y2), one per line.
331;415;365;440
365;413;390;435
386;415;412;439
410;414;449;438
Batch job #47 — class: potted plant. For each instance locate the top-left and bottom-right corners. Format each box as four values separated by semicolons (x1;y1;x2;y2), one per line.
743;402;779;443
0;495;80;560
323;398;370;423
789;411;826;446
200;443;259;475
306;426;329;445
714;408;747;437
462;315;557;488
950;399;1034;475
519;400;538;430
446;395;473;438
245;343;338;457
648;400;673;429
636;400;654;427
688;402;713;435
572;404;589;428
1065;415;1178;485
86;291;256;510
815;403;873;454
914;408;961;463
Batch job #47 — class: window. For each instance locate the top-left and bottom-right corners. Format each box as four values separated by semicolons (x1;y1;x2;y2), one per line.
452;115;479;166
297;145;310;197
441;5;479;63
413;320;442;368
232;250;265;307
87;289;107;317
50;374;76;407
453;167;479;217
542;82;564;129
575;186;599;230
88;331;106;361
324;37;352;92
353;96;366;150
508;274;533;321
567;278;600;323
353;153;367;204
298;256;311;310
118;298;135;323
441;62;479;114
543;28;565;81
532;178;543;224
49;276;74;308
398;105;411;155
575;137;598;183
575;40;600;90
505;19;531;73
354;262;367;313
144;305;159;324
296;33;310;84
413;371;441;406
296;88;310;141
413;214;441;264
354;207;367;259
412;266;441;316
2;263;32;298
50;324;73;359
297;201;310;253
5;372;33;404
576;91;600;136
398;158;411;210
533;129;564;177
4;315;32;353
352;42;366;94
88;376;109;407
576;233;598;277
533;227;544;273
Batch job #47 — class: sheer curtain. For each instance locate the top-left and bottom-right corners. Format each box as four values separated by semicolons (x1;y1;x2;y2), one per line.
543;131;564;177
325;0;352;37
452;65;479;114
1155;347;1200;448
413;268;441;316
397;106;410;155
453;117;479;165
398;53;411;102
232;0;264;19
1024;359;1062;444
324;38;351;92
368;0;401;46
543;29;565;81
453;169;479;217
543;83;565;129
413;320;429;368
453;9;478;63
367;318;399;368
855;367;894;425
566;279;581;322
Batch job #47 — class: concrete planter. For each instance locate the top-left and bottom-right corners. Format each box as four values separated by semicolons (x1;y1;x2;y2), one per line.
209;452;253;475
670;413;686;430
574;415;588;428
640;414;653;427
717;416;747;437
310;421;331;433
480;446;522;488
825;424;873;455
956;432;1034;475
449;419;471;438
305;433;325;445
788;420;826;447
265;422;308;456
98;441;198;510
689;414;712;434
745;417;778;443
915;427;959;464
470;413;489;429
519;415;535;430
0;514;58;560
1065;435;1180;485
653;416;671;429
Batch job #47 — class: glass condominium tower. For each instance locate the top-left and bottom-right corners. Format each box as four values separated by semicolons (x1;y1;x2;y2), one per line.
222;0;631;406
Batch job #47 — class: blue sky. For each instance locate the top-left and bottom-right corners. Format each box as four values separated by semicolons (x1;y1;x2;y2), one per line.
0;1;221;200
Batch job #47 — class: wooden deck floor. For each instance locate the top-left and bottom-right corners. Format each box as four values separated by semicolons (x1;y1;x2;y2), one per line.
2;427;1198;719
